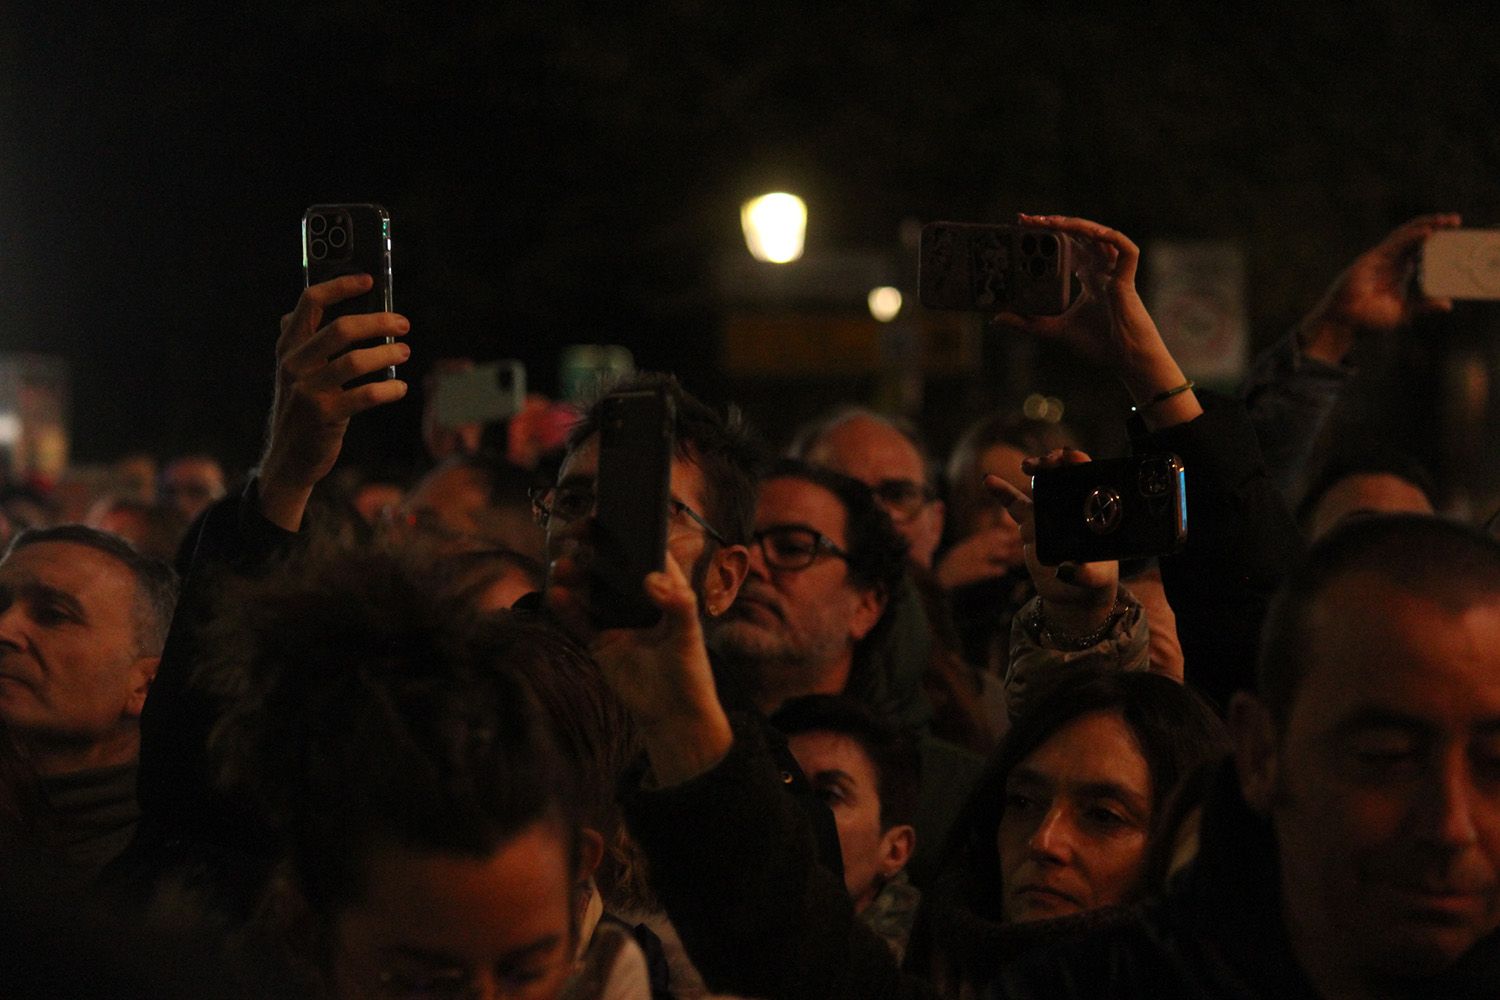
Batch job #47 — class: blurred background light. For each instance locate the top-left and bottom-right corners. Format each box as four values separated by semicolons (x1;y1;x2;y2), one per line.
741;192;806;263
868;286;902;322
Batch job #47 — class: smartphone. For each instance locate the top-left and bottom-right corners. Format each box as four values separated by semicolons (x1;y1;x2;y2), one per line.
302;204;394;386
430;361;527;427
1031;454;1186;566
1421;230;1500;300
591;388;675;629
919;221;1073;316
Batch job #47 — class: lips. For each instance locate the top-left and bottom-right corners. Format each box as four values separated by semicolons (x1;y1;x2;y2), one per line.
1014;883;1084;909
730;588;786;623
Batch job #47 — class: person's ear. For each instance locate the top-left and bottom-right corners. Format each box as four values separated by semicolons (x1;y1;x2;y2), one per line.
123;656;160;719
848;587;888;642
877;823;916;881
1228;692;1279;814
577;827;606;883
703;544;750;618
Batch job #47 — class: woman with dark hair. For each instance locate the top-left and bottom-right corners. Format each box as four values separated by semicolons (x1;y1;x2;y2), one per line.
907;667;1228;998
202;548;645;1000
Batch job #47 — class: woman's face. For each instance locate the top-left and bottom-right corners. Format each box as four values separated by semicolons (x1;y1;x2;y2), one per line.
331;821;576;1000
997;710;1153;924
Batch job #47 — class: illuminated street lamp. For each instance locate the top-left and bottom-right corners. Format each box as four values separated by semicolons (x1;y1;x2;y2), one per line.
868;286;902;322
741;192;806;263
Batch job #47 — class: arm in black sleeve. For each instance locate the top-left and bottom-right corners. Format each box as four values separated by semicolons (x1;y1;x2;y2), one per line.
136;477;302;853
621;715;933;1000
1133;392;1304;710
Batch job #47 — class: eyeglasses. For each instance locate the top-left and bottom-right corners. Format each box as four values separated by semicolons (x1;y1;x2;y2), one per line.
752;525;850;571
869;477;937;523
528;484;728;546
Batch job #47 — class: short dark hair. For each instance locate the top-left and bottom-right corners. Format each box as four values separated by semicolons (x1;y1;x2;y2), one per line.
1258;513;1500;727
7;525;179;656
945;668;1228;920
568;372;765;545
201;546;578;922
762;459;909;598
1295;446;1437;529
771;693;920;830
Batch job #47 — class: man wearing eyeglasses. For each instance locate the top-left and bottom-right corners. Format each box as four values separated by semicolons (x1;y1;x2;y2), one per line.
709;460;909;718
791;409;944;570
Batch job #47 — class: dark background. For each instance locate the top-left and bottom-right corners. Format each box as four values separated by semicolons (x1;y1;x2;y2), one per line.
4;3;1498;490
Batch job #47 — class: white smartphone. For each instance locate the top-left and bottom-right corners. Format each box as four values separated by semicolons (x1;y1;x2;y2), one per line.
1421;230;1500;300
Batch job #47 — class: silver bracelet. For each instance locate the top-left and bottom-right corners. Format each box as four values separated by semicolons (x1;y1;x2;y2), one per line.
1034;596;1128;651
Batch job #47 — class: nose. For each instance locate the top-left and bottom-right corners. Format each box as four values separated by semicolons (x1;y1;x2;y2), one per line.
1026;803;1076;863
1416;749;1480;851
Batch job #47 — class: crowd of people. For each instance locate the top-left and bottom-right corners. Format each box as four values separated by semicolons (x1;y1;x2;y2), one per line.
2;211;1498;1000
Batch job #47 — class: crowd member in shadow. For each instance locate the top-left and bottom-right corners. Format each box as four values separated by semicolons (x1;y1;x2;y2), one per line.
1296;446;1436;542
792;408;1004;756
1240;213;1460;501
907;668;1226;999
200;547;638;999
772;694;923;962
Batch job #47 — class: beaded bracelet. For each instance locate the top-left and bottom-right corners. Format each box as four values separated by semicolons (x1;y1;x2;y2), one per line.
1130;380;1195;414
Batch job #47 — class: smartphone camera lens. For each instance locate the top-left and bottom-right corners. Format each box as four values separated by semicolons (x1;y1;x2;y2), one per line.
309;238;328;261
308;214;328;236
1029;256;1047;277
1039;234;1059;257
327;226;348;250
1021;233;1038;256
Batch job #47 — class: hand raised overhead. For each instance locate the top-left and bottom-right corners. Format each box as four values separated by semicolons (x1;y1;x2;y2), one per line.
258;274;410;531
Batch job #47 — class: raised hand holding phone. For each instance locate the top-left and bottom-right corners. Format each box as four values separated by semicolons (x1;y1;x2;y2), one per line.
258;272;410;533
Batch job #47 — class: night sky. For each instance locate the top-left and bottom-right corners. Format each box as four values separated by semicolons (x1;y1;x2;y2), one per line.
4;3;1498;484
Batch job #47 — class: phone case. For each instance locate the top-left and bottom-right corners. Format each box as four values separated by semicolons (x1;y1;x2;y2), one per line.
302;204;394;385
591;389;675;629
1420;230;1500;300
431;361;528;427
1032;454;1186;566
918;221;1073;316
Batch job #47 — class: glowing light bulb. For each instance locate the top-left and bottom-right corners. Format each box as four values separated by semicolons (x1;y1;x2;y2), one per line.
868;286;902;322
741;193;807;263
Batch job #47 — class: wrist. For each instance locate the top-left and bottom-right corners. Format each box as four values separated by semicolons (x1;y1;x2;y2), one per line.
1035;591;1128;651
641;707;734;787
1297;313;1358;366
255;466;313;533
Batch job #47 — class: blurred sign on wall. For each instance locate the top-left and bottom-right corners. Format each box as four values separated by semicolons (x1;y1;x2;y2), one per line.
0;354;69;485
1146;241;1248;383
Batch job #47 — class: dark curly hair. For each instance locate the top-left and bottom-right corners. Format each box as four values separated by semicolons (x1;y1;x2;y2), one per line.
199;545;578;923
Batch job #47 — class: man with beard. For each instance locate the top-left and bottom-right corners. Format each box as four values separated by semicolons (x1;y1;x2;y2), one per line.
709;460;909;719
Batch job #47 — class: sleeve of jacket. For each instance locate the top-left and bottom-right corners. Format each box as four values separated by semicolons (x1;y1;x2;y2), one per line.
1238;327;1353;501
1134;393;1304;711
621;715;935;1000
136;477;301;852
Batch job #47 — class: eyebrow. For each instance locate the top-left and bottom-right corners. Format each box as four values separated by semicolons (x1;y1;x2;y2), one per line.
1333;708;1500;739
1007;766;1150;817
19;582;88;624
810;768;856;788
386;934;563;965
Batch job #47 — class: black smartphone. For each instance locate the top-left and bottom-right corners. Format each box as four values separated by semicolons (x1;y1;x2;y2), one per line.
591;388;675;629
302;203;394;386
918;221;1073;316
1031;454;1186;566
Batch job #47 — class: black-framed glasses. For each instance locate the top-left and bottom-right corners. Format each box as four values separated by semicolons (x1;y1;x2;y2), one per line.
870;477;937;523
528;484;728;546
753;525;850;571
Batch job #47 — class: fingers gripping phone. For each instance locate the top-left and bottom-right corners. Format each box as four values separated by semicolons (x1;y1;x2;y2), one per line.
591;388;675;630
1032;454;1187;566
302;204;394;386
918;221;1074;316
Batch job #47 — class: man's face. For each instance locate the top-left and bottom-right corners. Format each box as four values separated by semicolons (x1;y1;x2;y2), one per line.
1262;573;1500;985
161;458;225;521
545;435;735;612
806;416;942;570
0;542;151;758
712;477;882;707
787;728;912;914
